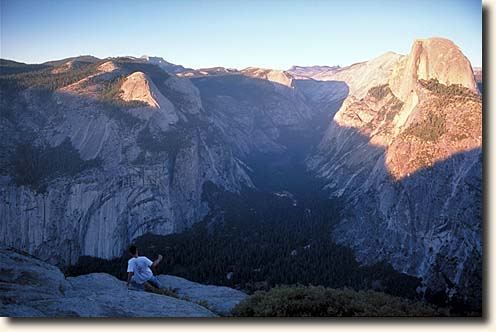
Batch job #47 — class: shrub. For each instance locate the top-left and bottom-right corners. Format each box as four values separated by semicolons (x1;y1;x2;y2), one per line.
231;285;446;317
13;138;101;193
143;282;180;299
368;84;390;100
195;300;212;310
0;61;100;91
136;124;191;155
419;79;479;99
404;112;446;141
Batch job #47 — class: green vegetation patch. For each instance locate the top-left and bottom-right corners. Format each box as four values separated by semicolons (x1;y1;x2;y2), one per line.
231;285;446;317
0;61;100;91
111;58;170;87
99;75;147;108
368;84;390;100
143;282;180;299
404;112;446;142
0;59;49;76
137;124;192;155
419;78;479;98
13;138;101;193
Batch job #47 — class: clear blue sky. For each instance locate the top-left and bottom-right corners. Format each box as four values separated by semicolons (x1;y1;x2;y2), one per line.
0;0;482;69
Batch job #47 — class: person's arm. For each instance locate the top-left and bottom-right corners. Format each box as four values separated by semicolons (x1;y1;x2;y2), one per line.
151;254;163;268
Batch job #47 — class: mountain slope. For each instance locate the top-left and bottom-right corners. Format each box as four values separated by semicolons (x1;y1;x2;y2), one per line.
308;37;481;308
141;55;191;74
287;65;341;79
0;58;252;265
0;56;333;266
289;52;402;99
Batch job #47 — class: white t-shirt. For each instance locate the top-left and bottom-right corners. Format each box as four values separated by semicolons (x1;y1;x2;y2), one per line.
127;256;153;284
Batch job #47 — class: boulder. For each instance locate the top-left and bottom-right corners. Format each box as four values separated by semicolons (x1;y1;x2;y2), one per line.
157;275;247;316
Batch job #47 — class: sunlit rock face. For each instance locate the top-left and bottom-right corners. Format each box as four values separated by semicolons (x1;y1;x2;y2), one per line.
389;37;478;101
119;71;179;131
308;37;482;302
289;52;402;99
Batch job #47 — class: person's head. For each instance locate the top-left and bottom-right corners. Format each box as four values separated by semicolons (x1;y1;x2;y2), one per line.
129;245;138;257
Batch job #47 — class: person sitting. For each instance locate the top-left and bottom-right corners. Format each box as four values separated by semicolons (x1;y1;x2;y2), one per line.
126;245;162;290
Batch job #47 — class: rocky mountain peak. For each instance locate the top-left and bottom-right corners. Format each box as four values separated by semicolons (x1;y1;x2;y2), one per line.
389;37;478;101
120;71;165;108
311;51;403;99
98;60;119;73
140;55;190;74
240;67;294;88
308;37;481;304
119;71;179;130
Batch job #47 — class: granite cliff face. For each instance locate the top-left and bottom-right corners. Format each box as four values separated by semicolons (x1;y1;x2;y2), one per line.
389;37;478;101
289;52;402;99
0;57;327;266
308;37;482;301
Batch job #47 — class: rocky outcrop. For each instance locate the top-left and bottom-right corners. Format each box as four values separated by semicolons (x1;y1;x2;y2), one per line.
291;52;402;99
0;247;218;317
98;60;119;73
177;67;239;78
141;55;191;74
287;65;341;79
308;37;481;303
120;71;169;109
389;37;478;101
191;74;314;156
120;71;179;130
157;275;247;316
240;67;294;88
473;67;482;93
473;67;482;84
